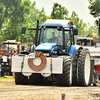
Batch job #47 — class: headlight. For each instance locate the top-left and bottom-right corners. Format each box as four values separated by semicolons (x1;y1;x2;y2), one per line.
43;53;49;56
2;63;4;65
6;63;8;65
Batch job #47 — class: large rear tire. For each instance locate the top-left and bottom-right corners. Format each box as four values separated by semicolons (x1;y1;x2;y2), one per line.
77;48;91;86
15;72;29;85
72;48;82;86
55;56;72;86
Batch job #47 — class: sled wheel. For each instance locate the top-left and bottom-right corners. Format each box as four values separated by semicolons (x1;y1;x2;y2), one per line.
15;72;29;85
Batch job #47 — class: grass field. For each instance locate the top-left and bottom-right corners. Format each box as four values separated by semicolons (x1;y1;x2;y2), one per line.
0;76;15;81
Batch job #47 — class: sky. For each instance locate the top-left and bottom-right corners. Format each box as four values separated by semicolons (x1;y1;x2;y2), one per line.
31;0;96;26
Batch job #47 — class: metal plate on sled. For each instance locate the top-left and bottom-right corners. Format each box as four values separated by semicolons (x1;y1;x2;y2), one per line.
12;56;63;74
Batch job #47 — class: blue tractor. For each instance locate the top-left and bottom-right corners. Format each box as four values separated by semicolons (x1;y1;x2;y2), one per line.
12;19;92;86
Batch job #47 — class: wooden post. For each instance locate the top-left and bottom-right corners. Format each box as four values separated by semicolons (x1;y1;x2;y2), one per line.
62;93;65;100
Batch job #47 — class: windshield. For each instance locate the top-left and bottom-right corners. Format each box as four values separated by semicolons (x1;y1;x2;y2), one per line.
39;27;63;45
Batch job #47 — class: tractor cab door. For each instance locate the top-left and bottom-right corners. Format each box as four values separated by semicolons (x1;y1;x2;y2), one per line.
64;29;74;54
64;29;73;47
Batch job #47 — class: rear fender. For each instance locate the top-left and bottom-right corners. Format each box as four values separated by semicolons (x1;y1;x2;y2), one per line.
68;45;83;61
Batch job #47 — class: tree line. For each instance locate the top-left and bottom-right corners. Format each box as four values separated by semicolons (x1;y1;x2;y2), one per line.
0;0;99;43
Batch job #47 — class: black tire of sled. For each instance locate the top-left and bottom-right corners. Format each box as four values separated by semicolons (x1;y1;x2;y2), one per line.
29;73;44;85
15;72;29;85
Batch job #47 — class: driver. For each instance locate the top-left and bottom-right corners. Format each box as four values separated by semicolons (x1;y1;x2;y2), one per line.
48;32;58;43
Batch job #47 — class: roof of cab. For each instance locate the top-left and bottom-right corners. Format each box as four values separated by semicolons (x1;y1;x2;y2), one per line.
39;19;74;28
77;37;93;40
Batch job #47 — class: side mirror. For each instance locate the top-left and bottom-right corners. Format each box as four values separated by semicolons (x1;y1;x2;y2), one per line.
21;26;26;34
73;28;78;35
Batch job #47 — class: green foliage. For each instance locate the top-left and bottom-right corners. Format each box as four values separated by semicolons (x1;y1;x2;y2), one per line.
23;1;47;43
0;0;31;42
51;2;69;19
88;0;99;37
65;11;87;35
50;2;98;38
65;11;98;37
71;11;87;35
88;0;100;17
0;1;99;43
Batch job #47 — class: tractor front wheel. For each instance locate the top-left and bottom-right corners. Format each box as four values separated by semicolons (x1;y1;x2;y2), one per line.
55;56;72;86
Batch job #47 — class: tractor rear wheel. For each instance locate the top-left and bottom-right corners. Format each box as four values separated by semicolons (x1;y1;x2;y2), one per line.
72;48;82;86
77;48;91;86
15;72;29;85
55;56;72;86
29;73;44;85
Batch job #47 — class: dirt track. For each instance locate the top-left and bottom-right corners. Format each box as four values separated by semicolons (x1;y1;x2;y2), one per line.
0;81;100;100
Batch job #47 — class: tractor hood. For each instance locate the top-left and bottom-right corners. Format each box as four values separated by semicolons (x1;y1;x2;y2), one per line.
35;43;57;53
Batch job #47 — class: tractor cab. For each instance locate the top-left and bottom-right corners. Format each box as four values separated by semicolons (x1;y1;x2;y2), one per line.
77;36;95;46
33;19;78;56
0;40;20;76
0;40;20;57
0;40;30;76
